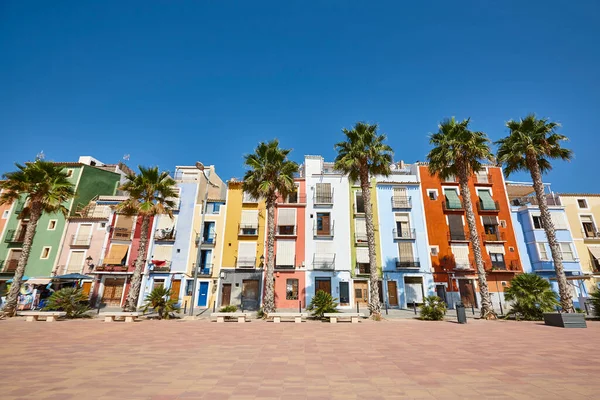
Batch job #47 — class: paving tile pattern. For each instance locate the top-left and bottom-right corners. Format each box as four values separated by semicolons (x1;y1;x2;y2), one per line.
0;318;599;399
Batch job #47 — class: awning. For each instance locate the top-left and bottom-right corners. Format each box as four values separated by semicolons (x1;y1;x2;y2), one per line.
444;189;461;209
6;276;30;283
27;278;52;285
53;273;92;280
588;247;600;261
104;244;129;265
478;190;496;210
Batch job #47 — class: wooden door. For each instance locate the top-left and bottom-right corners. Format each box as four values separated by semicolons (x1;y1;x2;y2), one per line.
241;280;260;310
81;282;92;297
221;284;232;306
354;281;368;305
317;213;330;235
459;280;477;308
170;280;181;302
387;281;398;306
315;278;331;295
101;278;125;306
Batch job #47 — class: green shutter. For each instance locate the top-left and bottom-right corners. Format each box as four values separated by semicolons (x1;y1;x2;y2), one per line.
478;190;496;210
444;189;461;209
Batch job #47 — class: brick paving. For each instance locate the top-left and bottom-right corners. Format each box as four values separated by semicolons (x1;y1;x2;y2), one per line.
0;318;599;399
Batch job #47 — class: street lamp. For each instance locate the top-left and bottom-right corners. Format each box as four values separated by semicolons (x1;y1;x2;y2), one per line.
85;256;94;272
259;254;265;267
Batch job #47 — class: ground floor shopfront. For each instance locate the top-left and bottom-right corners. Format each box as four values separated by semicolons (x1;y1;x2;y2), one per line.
305;270;354;310
382;271;435;309
273;269;305;309
216;269;264;311
91;273;131;308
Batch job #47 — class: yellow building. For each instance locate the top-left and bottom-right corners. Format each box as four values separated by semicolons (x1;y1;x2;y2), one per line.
560;194;600;293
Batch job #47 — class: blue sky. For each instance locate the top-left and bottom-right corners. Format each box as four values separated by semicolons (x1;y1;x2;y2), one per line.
1;1;598;192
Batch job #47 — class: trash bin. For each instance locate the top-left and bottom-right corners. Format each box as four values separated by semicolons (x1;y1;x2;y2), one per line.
456;303;467;324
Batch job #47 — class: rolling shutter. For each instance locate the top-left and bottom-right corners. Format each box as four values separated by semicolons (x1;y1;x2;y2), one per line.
115;215;134;231
444;189;461;209
77;224;93;239
476;170;489;183
448;215;464;237
451;244;469;265
316;241;333;255
238;242;256;259
482;216;497;226
152;245;173;261
393;187;408;201
485;244;505;255
277;209;296;226
356;247;369;263
276;240;296;266
355;218;366;236
550;213;568;230
241;210;259;226
67;251;86;273
398;242;414;261
156;215;176;231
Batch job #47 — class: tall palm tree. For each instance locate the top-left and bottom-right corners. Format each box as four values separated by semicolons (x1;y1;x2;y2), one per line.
427;117;497;320
243;140;299;314
0;160;75;316
334;122;393;318
118;166;178;312
496;114;574;312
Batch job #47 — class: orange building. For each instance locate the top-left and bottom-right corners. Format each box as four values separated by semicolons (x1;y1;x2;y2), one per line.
418;164;522;309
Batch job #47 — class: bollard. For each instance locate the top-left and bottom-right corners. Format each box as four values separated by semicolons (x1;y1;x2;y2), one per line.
584;301;589;315
471;304;475;315
298;300;301;313
385;301;388;315
241;303;244;312
499;300;503;316
356;301;359;314
213;301;216;312
183;300;188;315
413;302;417;315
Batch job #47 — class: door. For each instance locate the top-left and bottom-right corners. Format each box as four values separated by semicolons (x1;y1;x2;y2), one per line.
436;284;447;303
241;279;260;310
315;278;331;295
354;281;368;306
317;213;330;235
198;282;209;307
404;277;424;306
458;279;477;308
101;278;125;306
170;280;181;302
387;281;398;306
339;282;350;305
81;282;92;297
221;284;232;306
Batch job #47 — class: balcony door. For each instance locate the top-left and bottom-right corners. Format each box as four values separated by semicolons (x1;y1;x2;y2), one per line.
316;213;331;235
66;250;86;274
315;277;331;295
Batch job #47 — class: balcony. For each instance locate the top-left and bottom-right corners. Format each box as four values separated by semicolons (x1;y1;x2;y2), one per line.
393;228;416;240
112;227;132;240
355;263;370;275
391;196;412;209
236;257;257;269
442;201;464;212
95;264;129;272
313;254;336;270
155;228;176;242
395;258;421;269
513;194;562;207
313;222;334;238
355;233;368;244
488;260;520;272
1;259;19;273
4;230;25;244
276;225;297;236
277;193;306;204
238;224;259;237
196;231;217;245
454;262;474;271
150;261;172;273
482;231;506;242
477;201;500;212
62;265;90;274
193;263;212;275
70;234;91;247
275;256;296;270
448;232;470;242
474;174;493;185
313;192;334;206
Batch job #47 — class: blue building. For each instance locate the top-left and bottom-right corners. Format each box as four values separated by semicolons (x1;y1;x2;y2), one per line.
376;162;434;308
507;182;588;307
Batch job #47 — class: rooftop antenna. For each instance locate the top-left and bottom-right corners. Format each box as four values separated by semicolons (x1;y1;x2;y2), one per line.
36;150;45;160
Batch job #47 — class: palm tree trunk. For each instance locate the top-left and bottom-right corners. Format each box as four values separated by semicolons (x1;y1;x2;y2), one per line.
526;153;574;312
360;169;381;317
124;215;150;311
457;166;496;320
2;202;43;317
263;198;276;314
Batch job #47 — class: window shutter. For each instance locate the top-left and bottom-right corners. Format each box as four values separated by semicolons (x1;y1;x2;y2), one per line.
237;242;257;259
476;169;489;183
77;224;93;238
276;240;295;266
398;242;414;261
444;189;461;208
393;187;407;200
356;247;369;263
537;243;548;260
277;209;296;226
485;244;505;254
451;244;469;262
115;215;134;231
241;210;259;226
482;216;497;226
67;251;86;273
478;190;496;210
316;241;333;255
448;215;464;235
152;245;173;261
559;243;574;261
550;213;568;230
156;215;176;231
355;218;366;236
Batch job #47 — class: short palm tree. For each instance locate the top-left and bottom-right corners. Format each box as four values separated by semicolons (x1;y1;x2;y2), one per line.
504;273;559;320
142;286;180;319
243;140;299;314
496;114;574;312
427;117;497;320
0;160;75;316
118;166;178;312
334;122;393;318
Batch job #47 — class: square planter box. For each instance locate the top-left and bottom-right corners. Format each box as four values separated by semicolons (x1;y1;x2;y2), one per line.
543;312;587;328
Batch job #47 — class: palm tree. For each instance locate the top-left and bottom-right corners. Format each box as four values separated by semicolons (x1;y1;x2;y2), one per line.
427;117;497;320
504;273;559;320
496;114;574;312
243;140;299;314
334;122;393;318
118;166;178;312
0;160;75;316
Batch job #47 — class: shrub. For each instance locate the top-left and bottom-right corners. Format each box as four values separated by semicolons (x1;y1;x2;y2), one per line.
590;289;600;318
44;287;91;318
504;273;559;321
420;295;447;321
142;286;180;319
307;290;338;319
219;305;238;313
256;307;265;319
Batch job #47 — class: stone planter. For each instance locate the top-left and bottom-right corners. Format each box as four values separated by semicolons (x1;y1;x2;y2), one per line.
543;312;587;328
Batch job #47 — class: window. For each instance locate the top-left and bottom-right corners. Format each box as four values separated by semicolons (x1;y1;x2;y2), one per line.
477;190;497;210
277;209;296;235
203;222;217;243
316;213;332;236
392;187;409;208
430;246;439;256
427;189;438;200
286;186;299;203
276;240;295;268
66;169;73;177
286;279;299;300
448;214;466;240
242;191;258;203
185;280;194;296
47;220;57;230
490;253;506;270
208;202;223;214
532;215;544;230
482;216;499;240
99;222;107;230
355;218;367;242
537;243;549;261
153;279;165;290
239;210;259;235
354;191;365;213
577;199;588;209
394;213;411;238
581;215;597;238
315;183;333;204
559;243;575;261
1;210;9;219
444;189;461;209
550;213;568;230
499;220;507;228
40;246;51;259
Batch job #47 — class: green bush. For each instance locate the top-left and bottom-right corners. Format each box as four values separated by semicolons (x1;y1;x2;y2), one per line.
219;305;238;313
590;289;600;318
504;273;559;321
256;307;265;319
142;286;180;319
44;287;91;318
307;290;338;319
419;295;447;320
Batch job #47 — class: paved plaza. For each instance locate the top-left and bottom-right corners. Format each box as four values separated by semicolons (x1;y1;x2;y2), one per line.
0;318;599;399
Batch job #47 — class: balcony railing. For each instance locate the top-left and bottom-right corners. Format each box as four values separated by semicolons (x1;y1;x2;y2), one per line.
474;174;493;185
355;263;370;275
477;201;500;212
277;193;307;204
95;264;129;272
112;227;132;240
155;228;176;241
393;228;416;240
193;263;212;275
313;222;334;238
391;196;412;209
195;231;217;245
482;232;506;242
395;259;421;269
313;191;334;205
488;260;520;272
355;233;368;244
313;254;336;270
512;194;562;207
150;261;172;273
442;201;464;212
236;257;257;269
448;231;470;242
275;256;296;270
4;230;25;244
238;224;259;236
71;234;91;247
276;225;297;236
454;262;474;271
1;259;19;273
62;265;89;274
242;194;259;204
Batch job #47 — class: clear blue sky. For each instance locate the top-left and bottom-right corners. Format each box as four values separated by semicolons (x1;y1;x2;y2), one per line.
1;1;598;192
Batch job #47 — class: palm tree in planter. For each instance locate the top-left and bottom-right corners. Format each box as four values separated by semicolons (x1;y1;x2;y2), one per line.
496;114;574;312
243;140;299;314
118;166;178;312
334;122;393;318
0;160;75;316
427;117;497;320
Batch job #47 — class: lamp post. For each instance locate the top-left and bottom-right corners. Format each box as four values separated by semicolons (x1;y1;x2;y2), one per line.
85;256;94;273
188;162;218;316
259;254;265;268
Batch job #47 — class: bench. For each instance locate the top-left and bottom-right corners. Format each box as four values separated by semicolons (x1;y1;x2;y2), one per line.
100;312;141;323
18;311;66;322
324;312;364;323
267;312;307;323
211;312;251;323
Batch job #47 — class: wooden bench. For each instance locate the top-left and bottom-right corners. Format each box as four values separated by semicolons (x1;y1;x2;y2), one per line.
211;312;251;323
267;312;307;323
100;312;141;323
18;311;66;322
324;312;364;323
